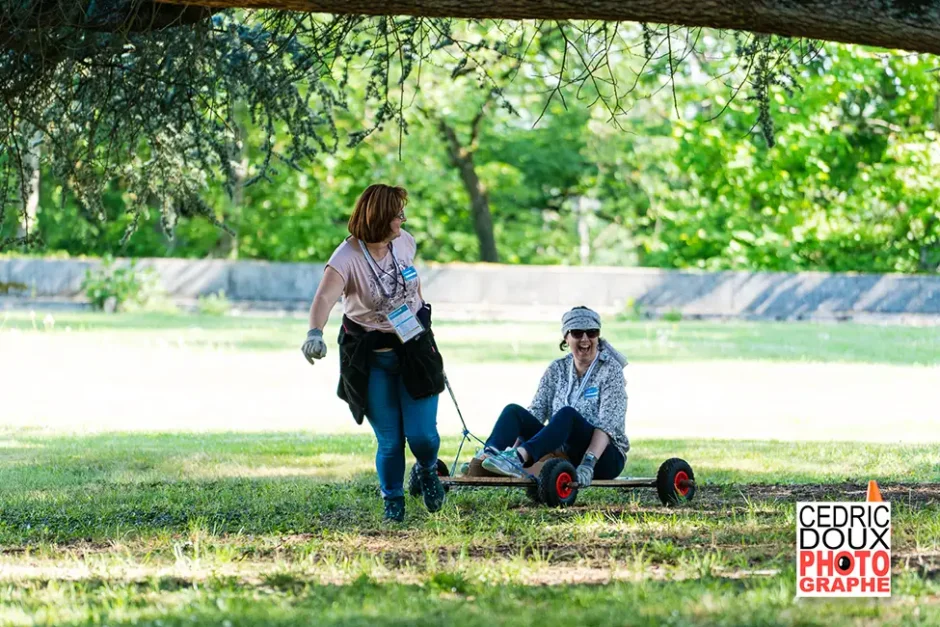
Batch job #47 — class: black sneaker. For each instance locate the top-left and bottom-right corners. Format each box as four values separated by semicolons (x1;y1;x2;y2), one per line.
419;467;446;513
383;496;405;523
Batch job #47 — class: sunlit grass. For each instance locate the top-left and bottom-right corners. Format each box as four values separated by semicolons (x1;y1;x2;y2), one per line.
3;310;938;364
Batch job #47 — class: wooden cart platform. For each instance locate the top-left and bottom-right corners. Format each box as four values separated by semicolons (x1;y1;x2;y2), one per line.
441;475;661;489
438;454;690;492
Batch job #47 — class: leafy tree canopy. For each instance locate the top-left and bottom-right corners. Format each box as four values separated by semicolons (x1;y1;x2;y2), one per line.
1;9;844;249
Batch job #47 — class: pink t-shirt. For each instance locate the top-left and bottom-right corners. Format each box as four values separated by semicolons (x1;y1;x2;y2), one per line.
326;230;425;333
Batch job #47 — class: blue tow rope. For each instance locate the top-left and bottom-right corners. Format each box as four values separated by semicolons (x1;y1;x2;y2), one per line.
444;374;538;481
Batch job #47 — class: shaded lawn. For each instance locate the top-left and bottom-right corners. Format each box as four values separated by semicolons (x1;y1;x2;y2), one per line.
6;573;939;627
2;430;939;545
1;430;938;625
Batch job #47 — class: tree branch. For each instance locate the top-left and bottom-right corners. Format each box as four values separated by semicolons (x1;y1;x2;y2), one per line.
1;0;216;33
468;106;487;152
148;0;940;55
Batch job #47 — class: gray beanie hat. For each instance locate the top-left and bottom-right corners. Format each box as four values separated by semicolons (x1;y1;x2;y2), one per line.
561;306;628;368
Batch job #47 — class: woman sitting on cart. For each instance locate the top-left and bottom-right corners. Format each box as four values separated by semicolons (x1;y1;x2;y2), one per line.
477;306;630;487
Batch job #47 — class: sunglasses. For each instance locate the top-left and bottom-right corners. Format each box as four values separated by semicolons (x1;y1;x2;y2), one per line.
568;329;599;340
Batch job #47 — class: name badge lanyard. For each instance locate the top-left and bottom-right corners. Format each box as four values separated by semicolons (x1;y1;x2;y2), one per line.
566;353;600;406
359;240;405;300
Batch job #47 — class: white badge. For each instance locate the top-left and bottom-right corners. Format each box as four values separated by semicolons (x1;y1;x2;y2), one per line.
386;303;425;343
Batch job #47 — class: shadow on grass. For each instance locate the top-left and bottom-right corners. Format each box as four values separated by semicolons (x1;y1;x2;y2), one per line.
0;475;387;546
23;572;928;627
2;431;939;546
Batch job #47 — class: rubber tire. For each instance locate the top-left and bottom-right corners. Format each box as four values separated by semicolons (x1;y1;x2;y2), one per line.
526;483;542;504
408;459;450;497
538;458;578;507
656;458;695;506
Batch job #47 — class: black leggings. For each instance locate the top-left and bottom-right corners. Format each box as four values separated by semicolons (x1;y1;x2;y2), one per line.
485;404;625;479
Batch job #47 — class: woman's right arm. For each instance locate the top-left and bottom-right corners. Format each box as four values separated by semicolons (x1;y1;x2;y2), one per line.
527;368;555;424
308;266;346;331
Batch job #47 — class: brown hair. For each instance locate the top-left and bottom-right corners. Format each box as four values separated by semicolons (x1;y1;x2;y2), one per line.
347;184;408;243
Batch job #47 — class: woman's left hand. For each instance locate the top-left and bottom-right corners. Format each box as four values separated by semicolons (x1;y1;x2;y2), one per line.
575;463;594;487
302;328;327;363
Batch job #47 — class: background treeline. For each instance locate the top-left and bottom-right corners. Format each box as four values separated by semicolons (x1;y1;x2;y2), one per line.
2;34;937;273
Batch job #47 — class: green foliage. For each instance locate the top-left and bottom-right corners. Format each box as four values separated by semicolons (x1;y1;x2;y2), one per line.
615;298;647;322
0;281;27;295
80;256;159;312
196;290;232;316
662;309;683;323
2;27;937;273
643;47;938;273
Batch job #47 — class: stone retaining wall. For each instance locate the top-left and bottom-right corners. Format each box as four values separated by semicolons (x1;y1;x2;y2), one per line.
1;257;938;320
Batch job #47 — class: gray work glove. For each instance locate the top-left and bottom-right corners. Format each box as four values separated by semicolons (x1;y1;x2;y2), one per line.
576;452;598;488
301;328;327;364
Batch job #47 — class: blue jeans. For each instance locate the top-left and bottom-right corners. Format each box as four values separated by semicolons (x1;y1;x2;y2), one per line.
366;350;441;499
485;404;626;480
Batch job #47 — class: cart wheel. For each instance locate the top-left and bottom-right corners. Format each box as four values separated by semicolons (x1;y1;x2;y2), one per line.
437;459;451;493
656;458;695;506
538;458;578;507
526;483;542;504
408;459;450;497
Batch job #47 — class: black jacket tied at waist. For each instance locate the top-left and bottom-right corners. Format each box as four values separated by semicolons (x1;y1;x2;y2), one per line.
337;303;445;424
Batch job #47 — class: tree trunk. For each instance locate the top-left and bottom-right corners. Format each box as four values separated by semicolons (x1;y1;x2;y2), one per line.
919;215;939;272
576;196;591;265
15;130;42;241
150;0;940;55
934;92;940;130
213;117;246;259
437;119;499;263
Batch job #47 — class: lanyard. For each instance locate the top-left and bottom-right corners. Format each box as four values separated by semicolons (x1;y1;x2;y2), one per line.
566;353;600;406
358;240;405;300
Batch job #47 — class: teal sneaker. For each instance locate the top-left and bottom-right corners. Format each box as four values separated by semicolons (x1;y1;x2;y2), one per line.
471;447;494;463
481;449;527;478
459;447;496;475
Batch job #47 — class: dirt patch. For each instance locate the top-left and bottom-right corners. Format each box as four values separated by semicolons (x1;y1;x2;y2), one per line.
0;561;766;587
664;482;940;508
0;538;126;556
448;481;940;509
5;482;936;564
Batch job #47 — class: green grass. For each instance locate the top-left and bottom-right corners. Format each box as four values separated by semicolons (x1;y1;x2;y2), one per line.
1;430;939;625
2;310;939;365
2;431;938;545
1;311;938;624
7;574;938;626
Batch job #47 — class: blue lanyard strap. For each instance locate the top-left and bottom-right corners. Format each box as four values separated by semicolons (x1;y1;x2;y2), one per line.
566;354;600;406
358;240;404;299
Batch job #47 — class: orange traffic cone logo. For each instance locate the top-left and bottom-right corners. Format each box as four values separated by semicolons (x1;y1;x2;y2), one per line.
866;480;884;502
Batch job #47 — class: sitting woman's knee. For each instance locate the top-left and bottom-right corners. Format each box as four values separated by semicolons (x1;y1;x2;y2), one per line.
550;406;580;424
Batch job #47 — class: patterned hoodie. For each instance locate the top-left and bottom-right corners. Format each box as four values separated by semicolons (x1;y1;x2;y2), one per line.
527;341;630;457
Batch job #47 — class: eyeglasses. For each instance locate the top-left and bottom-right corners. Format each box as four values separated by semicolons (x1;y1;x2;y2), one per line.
568;329;599;339
395;211;406;221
